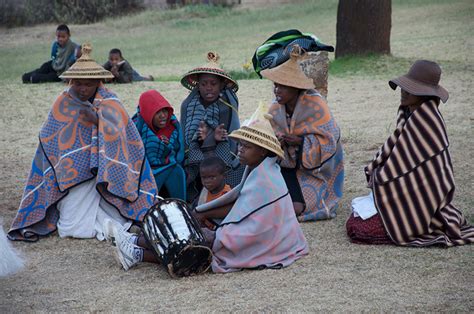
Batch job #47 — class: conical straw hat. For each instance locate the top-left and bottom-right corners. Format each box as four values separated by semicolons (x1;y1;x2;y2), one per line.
260;44;315;90
229;102;284;158
59;43;114;80
181;51;239;92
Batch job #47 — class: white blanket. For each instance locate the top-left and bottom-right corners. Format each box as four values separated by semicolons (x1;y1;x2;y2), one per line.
57;180;131;240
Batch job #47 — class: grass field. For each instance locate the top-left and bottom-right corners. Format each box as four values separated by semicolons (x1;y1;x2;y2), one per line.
0;0;473;311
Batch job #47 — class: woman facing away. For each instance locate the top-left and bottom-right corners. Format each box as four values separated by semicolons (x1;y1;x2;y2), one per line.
261;45;344;222
9;44;158;242
346;60;474;247
180;52;244;202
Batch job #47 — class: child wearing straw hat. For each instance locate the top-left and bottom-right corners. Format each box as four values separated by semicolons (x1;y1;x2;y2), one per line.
261;44;344;222
180;52;244;203
195;103;308;273
8;44;159;243
346;60;474;247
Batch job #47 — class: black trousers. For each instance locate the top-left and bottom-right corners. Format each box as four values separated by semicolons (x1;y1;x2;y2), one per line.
280;167;305;204
22;60;61;83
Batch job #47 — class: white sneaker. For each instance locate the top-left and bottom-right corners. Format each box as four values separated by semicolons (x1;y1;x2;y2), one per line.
113;228;140;271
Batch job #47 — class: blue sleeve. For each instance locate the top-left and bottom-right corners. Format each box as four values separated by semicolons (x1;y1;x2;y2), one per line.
51;41;58;60
175;120;185;164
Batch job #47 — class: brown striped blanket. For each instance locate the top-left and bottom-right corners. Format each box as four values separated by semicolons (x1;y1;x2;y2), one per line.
365;100;473;246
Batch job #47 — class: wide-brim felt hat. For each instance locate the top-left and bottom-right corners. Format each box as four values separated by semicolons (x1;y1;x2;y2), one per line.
260;44;315;90
229;102;284;158
181;52;239;93
389;59;449;103
59;43;114;80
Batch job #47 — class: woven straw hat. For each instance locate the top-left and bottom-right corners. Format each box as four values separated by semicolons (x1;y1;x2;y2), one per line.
181;52;239;92
229;102;284;158
59;43;114;80
389;60;449;103
260;45;315;90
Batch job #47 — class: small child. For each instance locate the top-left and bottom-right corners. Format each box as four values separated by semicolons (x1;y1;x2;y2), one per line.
132;89;185;200
198;156;231;205
22;24;79;84
103;48;153;83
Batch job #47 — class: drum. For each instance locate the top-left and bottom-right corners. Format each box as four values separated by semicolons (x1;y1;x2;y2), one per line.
141;198;213;277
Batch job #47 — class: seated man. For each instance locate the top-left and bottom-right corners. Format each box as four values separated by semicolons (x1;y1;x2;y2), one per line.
9;44;158;242
346;60;474;247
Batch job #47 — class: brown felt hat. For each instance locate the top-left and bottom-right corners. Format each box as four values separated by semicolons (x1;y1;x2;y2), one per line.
181;51;238;92
389;60;449;103
260;44;315;90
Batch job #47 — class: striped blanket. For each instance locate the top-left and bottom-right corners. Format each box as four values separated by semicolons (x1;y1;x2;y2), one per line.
269;89;344;221
366;101;474;246
9;85;158;241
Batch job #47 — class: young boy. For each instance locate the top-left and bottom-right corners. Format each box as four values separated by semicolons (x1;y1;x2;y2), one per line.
103;48;153;83
198;156;231;204
132;90;186;200
22;24;79;84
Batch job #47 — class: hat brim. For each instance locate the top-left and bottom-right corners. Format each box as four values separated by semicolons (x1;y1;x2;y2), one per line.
181;68;239;92
229;128;284;159
389;76;449;103
261;64;314;90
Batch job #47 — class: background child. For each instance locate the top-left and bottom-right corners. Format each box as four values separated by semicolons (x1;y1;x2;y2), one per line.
132;89;186;200
22;24;79;83
103;48;153;83
198;156;231;205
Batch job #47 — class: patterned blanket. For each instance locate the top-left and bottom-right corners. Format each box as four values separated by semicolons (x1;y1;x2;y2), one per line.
196;157;308;273
366;101;474;246
9;85;158;241
269;89;344;221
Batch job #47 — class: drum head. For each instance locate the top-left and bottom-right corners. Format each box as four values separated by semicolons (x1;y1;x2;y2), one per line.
167;245;213;278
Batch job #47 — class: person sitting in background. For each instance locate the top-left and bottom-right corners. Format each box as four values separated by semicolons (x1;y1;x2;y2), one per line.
103;48;153;83
132;89;186;200
9;44;158;242
180;52;244;202
262;45;344;222
22;24;79;84
346;60;474;247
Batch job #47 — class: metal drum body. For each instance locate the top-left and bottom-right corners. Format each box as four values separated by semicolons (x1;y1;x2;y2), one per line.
142;198;212;277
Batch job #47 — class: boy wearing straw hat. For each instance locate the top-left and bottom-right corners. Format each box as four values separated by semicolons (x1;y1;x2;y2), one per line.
8;44;159;243
195;103;308;273
180;52;244;203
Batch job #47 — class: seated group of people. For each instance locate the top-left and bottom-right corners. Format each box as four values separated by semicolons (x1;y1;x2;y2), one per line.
22;24;152;84
8;31;473;275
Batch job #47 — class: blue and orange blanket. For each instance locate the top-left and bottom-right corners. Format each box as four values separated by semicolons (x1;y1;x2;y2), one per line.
9;85;158;241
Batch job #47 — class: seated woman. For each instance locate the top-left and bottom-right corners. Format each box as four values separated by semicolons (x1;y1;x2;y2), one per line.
8;44;158;242
346;60;474;247
261;45;344;222
180;52;244;202
195;103;309;273
132;90;186;200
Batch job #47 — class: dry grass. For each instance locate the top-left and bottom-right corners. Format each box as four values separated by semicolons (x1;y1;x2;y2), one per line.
0;0;473;312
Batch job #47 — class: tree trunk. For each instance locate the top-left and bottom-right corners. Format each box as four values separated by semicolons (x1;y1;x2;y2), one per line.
335;0;391;58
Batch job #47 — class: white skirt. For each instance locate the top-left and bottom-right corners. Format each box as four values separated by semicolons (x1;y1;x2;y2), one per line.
56;179;132;241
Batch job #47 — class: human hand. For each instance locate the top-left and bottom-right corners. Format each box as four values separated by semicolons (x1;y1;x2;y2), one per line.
111;66;119;77
79;107;98;125
197;121;209;141
214;123;228;142
281;134;302;146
